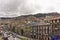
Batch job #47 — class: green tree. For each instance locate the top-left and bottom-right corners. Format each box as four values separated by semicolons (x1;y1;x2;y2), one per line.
21;38;28;40
24;27;31;32
12;26;15;32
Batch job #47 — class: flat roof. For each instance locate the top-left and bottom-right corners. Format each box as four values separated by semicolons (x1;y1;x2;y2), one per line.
28;22;50;26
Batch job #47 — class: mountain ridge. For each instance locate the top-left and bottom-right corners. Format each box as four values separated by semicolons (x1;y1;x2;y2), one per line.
1;12;60;19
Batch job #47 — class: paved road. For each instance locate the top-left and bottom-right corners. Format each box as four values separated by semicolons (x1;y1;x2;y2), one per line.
11;32;36;40
8;36;20;40
1;25;35;40
2;31;21;40
2;30;35;40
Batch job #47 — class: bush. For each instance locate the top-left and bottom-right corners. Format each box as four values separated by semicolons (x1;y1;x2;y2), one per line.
21;38;28;40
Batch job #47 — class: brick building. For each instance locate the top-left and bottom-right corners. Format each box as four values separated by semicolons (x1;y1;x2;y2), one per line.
29;16;60;40
29;21;51;40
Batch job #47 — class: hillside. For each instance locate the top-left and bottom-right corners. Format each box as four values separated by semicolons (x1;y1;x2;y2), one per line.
0;12;60;19
15;12;60;19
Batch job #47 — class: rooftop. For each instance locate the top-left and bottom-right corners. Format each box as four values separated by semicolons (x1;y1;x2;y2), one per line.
28;21;50;26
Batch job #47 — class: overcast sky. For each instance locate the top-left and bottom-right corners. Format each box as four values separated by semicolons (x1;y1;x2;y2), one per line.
0;0;60;17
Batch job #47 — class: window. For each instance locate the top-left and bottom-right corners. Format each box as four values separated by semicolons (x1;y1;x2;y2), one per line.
34;30;36;32
50;21;52;23
57;20;59;22
59;19;60;22
34;35;36;39
45;27;48;34
43;27;46;34
53;20;55;23
49;26;52;34
55;20;57;23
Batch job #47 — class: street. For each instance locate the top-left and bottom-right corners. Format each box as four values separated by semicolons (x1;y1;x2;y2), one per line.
0;25;35;40
1;31;21;40
0;25;21;40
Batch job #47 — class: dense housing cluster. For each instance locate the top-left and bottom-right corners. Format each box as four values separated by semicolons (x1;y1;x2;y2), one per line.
0;14;60;40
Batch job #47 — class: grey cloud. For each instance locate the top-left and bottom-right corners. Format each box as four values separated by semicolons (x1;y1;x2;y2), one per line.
0;0;41;17
0;0;21;12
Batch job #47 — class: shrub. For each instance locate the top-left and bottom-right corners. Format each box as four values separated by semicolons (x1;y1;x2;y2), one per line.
21;38;28;40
